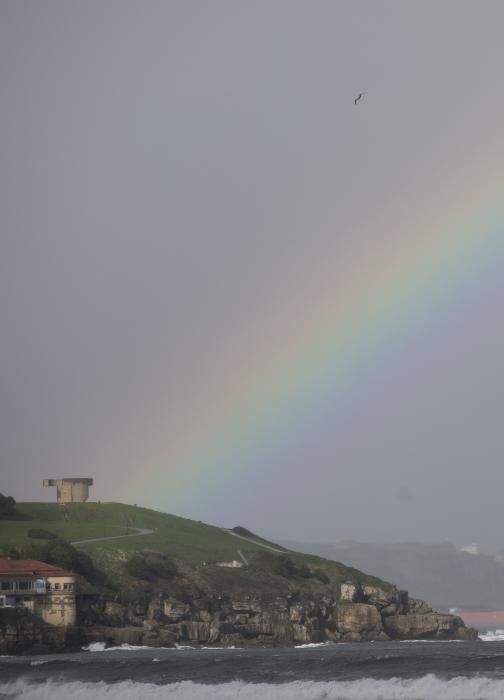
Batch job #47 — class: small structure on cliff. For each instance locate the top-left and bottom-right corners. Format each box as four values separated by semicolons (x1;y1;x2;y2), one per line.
43;478;93;504
340;581;358;602
0;559;76;627
215;559;244;568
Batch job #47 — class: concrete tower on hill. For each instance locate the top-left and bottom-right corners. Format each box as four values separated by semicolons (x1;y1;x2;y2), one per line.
43;478;93;504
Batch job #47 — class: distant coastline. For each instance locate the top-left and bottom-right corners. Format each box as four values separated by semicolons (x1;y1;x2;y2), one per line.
456;610;504;629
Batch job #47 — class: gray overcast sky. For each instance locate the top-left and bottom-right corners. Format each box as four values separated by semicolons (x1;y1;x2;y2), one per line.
1;1;504;546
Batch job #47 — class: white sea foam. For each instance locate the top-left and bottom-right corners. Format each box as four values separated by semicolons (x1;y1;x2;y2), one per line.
479;629;504;642
82;642;107;652
82;641;242;653
201;645;238;650
399;639;462;643
294;642;329;649
82;643;168;652
3;676;504;700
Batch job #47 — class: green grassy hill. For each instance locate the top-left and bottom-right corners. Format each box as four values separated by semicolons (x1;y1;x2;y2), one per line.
0;502;391;602
2;502;271;561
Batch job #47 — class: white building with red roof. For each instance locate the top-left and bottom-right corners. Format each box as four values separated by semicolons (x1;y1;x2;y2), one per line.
0;558;76;627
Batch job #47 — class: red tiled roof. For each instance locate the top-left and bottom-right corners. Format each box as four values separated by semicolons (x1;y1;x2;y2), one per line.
0;558;74;577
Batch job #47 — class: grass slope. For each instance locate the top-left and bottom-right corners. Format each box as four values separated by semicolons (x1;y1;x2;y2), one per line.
0;502;391;600
3;502;280;561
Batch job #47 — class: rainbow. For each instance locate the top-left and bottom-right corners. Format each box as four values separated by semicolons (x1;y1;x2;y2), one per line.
113;144;504;514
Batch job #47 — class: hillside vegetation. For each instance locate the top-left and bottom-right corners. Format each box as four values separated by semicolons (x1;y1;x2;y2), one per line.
0;502;390;602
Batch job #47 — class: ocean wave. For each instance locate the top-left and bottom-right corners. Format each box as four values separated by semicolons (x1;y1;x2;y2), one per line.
4;676;504;699
294;642;330;649
399;638;464;643
200;646;239;650
479;630;504;642
82;643;172;653
82;642;107;652
82;642;242;653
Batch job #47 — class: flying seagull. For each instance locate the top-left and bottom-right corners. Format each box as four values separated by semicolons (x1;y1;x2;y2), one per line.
354;92;365;105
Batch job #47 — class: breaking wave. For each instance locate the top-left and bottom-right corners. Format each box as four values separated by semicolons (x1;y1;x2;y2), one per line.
399;638;464;643
3;676;504;700
479;629;504;642
82;643;148;652
82;642;241;652
82;643;172;652
294;642;330;649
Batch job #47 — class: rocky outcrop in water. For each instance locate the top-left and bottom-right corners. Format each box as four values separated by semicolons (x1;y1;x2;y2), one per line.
383;612;475;640
75;585;477;648
0;585;478;653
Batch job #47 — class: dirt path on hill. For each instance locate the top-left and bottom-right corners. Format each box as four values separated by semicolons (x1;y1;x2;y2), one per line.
222;528;286;553
71;527;155;545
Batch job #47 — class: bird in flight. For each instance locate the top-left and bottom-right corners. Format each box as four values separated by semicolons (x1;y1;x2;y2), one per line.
354;92;365;105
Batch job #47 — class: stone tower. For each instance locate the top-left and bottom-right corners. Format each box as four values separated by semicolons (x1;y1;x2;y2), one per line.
43;478;93;504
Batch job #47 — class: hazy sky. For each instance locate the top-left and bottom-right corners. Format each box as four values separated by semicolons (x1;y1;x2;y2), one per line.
1;1;504;546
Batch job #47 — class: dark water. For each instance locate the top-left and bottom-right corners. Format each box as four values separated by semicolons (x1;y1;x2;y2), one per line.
2;638;504;698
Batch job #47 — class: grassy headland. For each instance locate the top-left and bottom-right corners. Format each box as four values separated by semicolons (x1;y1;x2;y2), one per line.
0;502;390;602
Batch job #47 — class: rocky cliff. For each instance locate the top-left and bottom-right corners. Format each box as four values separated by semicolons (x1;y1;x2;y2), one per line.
75;583;476;649
0;584;477;654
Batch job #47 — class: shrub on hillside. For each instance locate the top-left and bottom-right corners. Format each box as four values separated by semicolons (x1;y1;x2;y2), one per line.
268;555;330;583
297;564;313;579
125;555;146;579
125;553;177;582
271;555;297;578
314;568;330;584
231;526;258;539
28;528;57;540
0;494;30;521
0;493;16;519
0;544;20;559
19;539;110;589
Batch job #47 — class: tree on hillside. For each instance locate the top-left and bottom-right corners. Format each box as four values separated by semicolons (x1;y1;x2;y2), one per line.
20;539;112;589
0;494;17;519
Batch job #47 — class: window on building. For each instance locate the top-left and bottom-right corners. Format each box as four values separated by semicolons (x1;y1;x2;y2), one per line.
1;582;12;591
54;583;61;590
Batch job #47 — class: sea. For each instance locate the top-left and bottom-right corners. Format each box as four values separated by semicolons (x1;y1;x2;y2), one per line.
2;631;504;699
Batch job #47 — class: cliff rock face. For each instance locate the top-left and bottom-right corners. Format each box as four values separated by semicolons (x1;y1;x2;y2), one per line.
75;586;477;648
383;612;475;640
0;586;478;652
335;603;387;642
0;608;77;654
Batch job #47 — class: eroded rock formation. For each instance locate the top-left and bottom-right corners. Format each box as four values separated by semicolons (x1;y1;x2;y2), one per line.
76;585;477;648
0;584;478;653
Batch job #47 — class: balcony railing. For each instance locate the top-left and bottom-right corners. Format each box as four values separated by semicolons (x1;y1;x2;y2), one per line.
0;578;47;594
